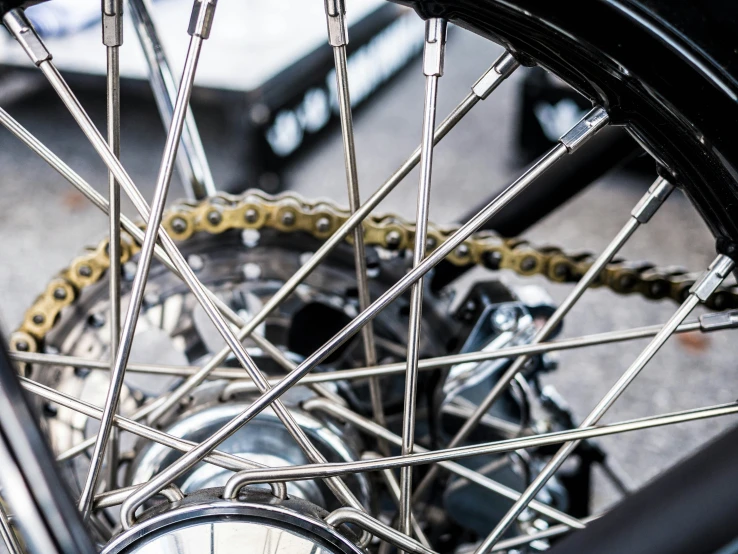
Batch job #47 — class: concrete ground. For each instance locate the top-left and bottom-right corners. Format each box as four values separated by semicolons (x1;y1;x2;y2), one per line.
0;24;735;517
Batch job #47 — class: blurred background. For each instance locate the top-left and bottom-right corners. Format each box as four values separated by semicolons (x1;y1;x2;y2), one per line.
0;0;734;514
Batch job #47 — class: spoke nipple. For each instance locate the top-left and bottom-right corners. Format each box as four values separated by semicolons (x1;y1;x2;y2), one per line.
423;18;448;77
472;51;520;100
559;106;609;153
3;9;52;66
631;177;675;223
188;0;217;39
324;0;348;46
690;254;735;302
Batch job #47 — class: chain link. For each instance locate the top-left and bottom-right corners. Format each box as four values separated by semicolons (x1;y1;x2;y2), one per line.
10;189;737;355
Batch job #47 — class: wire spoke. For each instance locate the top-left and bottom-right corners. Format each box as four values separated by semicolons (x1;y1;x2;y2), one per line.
324;0;385;440
18;376;287;499
13;309;738;386
221;400;738;486
400;17;447;538
475;253;735;551
303;399;584;528
65;0;216;518
0;501;21;554
412;176;675;501
102;0;124;496
362;452;431;547
128;0;216;199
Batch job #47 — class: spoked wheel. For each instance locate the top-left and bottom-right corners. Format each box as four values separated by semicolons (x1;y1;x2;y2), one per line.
0;0;737;553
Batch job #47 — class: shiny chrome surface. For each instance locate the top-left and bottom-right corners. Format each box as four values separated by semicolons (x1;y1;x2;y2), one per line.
128;387;371;510
102;490;364;554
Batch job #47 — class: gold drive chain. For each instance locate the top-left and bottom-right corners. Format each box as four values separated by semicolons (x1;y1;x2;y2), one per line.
10;189;737;354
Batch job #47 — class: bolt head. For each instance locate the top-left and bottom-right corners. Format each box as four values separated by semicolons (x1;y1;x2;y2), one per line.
492;305;518;333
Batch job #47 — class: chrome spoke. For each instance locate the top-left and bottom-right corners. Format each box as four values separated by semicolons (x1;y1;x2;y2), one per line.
19;377;287;499
401;17;447;538
14;309;738;384
141;52;520;426
115;108;609;526
303;399;584;528
221;400;738;486
362;452;431;548
476;253;735;551
413;176;675;501
324;0;384;436
128;0;216;200
103;0;124;495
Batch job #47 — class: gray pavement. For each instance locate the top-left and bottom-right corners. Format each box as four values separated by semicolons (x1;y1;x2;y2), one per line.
0;27;736;514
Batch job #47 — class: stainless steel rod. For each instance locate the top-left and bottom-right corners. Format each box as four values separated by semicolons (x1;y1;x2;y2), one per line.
329;24;383;434
401;18;446;537
303;400;583;528
19;376;287;499
326;508;436;554
221;400;738;491
0;503;21;554
17;315;730;387
103;0;124;495
77;27;208;519
362;453;431;547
